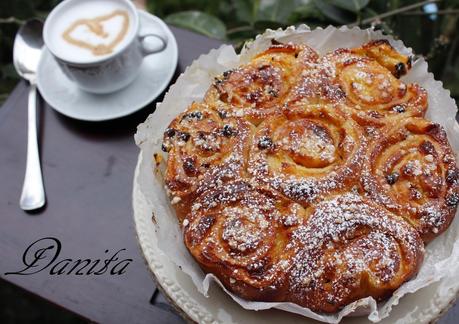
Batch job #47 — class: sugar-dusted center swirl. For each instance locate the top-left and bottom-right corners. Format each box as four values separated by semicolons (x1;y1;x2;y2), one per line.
249;105;367;205
338;59;426;124
184;181;305;297
340;59;405;106
362;118;459;241
273;118;338;168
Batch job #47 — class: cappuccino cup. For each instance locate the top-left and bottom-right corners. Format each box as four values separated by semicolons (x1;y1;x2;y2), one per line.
43;0;167;94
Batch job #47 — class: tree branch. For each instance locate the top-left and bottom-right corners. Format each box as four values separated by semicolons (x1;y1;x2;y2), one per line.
0;17;25;25
348;0;440;27
401;9;459;16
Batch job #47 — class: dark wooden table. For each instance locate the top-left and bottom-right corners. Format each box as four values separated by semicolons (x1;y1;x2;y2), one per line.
0;25;458;324
0;26;220;324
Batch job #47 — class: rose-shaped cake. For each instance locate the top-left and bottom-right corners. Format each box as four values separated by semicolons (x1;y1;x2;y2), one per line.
159;40;459;313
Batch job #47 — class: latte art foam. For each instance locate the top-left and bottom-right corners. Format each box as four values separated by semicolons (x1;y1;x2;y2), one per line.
48;0;135;63
62;10;129;57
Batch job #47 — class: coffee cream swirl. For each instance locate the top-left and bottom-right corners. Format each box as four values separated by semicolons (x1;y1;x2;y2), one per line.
62;9;129;56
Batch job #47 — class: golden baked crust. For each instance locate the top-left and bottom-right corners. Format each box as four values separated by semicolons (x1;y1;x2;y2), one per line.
161;40;458;313
248;104;367;206
288;193;423;313
184;181;300;302
162;102;254;220
362;117;459;242
204;43;319;125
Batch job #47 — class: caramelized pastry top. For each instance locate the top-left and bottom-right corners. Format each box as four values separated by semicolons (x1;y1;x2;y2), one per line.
161;40;458;313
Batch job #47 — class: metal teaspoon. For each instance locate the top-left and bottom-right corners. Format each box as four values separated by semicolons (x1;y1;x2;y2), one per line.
13;19;46;210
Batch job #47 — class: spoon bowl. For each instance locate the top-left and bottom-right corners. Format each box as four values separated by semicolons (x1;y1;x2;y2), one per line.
13;19;44;82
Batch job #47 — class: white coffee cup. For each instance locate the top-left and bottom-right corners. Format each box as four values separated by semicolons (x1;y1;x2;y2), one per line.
43;0;167;94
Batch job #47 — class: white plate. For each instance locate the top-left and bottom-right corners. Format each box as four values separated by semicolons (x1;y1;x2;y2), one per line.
37;11;178;122
132;151;459;324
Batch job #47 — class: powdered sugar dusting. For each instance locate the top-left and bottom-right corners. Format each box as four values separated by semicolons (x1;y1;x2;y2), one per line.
156;35;458;317
288;193;422;310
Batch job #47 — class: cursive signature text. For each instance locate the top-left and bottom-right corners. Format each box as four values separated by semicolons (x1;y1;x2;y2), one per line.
4;237;132;276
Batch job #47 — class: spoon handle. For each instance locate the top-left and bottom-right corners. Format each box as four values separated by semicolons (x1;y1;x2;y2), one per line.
20;83;46;210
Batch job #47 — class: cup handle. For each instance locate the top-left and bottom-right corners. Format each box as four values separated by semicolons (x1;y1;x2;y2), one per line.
139;32;167;56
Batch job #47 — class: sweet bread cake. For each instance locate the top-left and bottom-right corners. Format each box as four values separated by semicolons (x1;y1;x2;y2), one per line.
160;40;459;313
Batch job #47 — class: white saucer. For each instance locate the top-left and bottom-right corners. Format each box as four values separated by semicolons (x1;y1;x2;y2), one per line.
37;11;178;122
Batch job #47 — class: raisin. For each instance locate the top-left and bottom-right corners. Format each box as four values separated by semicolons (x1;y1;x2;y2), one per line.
410;187;422;200
393;105;406;113
164;128;176;138
182;111;203;121
247;259;269;278
386;172;399;185
246;91;260;103
258;136;274;150
394;62;407;78
190;111;203;119
446;169;459;184
221;124;235;137
183;157;198;176
446;193;459;207
189;215;215;245
419;141;435;155
368;111;383;118
268;89;278;97
222;69;233;78
287;182;317;200
178;132;190;142
326;297;336;305
161;143;169;152
218;110;228;119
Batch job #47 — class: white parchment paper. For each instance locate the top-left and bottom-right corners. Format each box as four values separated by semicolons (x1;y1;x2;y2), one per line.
134;25;459;323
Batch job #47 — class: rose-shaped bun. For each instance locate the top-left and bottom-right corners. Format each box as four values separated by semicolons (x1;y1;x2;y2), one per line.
362;117;459;242
160;39;458;313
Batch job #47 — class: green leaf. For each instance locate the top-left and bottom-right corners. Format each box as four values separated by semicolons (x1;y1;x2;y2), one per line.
289;2;326;24
445;0;459;7
361;7;378;20
313;0;355;24
327;0;369;13
233;0;310;26
1;63;18;79
165;10;226;40
257;0;296;24
254;20;288;32
443;67;459;98
232;0;258;24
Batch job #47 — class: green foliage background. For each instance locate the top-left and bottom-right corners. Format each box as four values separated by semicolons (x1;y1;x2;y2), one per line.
1;0;458;108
